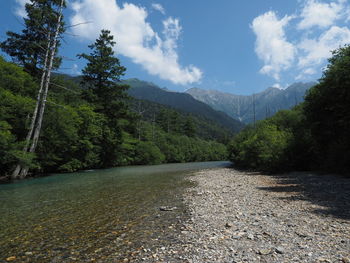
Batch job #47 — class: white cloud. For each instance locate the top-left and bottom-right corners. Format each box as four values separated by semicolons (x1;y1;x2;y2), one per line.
70;0;202;85
14;0;30;17
298;0;345;30
295;67;317;80
252;1;350;83
298;26;350;68
151;3;165;15
71;64;81;75
251;11;296;80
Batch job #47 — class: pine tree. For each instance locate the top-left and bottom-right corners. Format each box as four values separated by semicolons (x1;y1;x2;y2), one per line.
0;0;65;78
78;30;134;167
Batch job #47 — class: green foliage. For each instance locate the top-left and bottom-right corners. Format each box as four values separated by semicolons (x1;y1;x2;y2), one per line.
134;141;165;165
230;121;292;172
303;45;350;172
230;106;313;172
230;45;350;174
0;63;38;175
78;30;135;168
0;53;229;178
0;0;66;77
125;78;245;134
129;99;231;143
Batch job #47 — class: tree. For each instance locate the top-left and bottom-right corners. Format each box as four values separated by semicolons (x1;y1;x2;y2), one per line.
0;0;66;78
183;116;196;137
304;45;350;172
78;30;134;167
8;0;66;179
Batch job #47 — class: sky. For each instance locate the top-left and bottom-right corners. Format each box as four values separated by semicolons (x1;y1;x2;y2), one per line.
1;0;350;95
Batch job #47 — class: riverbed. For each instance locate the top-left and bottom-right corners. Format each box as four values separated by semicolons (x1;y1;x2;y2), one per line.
0;161;230;262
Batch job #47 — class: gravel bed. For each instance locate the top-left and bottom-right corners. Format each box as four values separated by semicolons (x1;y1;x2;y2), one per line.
147;168;350;263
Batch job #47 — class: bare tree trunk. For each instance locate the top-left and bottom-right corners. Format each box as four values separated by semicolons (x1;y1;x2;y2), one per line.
152;112;155;141
18;0;64;179
252;94;256;128
11;35;51;179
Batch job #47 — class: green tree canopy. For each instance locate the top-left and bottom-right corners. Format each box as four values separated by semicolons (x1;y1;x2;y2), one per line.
78;30;135;167
0;0;66;78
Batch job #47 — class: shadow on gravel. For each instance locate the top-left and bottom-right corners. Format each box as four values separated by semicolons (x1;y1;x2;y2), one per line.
255;172;350;220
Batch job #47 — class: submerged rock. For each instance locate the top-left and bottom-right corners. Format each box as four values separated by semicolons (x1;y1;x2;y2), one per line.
159;206;177;211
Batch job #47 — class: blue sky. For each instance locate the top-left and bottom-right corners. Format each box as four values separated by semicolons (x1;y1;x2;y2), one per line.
1;0;350;94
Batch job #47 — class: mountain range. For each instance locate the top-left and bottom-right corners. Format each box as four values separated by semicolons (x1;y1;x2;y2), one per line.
124;78;244;133
186;82;315;124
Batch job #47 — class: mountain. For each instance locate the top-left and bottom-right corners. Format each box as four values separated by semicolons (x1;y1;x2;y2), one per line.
124;78;244;133
186;82;315;124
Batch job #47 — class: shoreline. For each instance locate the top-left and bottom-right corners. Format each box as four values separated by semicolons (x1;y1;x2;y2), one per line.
149;167;350;262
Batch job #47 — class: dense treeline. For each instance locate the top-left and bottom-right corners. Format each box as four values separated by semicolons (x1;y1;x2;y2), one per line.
0;55;228;177
229;45;350;174
0;1;229;179
129;99;233;143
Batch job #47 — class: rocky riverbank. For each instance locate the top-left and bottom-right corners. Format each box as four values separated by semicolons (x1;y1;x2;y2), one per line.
145;168;350;262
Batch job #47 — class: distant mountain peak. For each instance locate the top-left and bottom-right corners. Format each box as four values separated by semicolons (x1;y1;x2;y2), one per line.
124;78;244;133
186;82;315;124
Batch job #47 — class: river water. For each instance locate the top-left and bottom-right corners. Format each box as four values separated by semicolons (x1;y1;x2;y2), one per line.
0;161;230;262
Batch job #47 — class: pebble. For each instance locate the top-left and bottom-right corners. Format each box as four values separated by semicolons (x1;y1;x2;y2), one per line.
275;246;285;254
152;168;350;263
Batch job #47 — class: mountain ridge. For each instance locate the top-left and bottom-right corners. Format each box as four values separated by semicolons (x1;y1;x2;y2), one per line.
123;78;245;133
186;82;316;123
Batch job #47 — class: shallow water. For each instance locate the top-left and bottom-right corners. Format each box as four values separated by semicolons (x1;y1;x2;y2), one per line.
0;161;230;262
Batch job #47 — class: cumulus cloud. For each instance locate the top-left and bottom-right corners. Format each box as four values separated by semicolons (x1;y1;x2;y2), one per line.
70;0;202;85
298;26;350;68
151;3;165;15
298;0;345;30
252;0;350;83
251;11;296;80
14;0;30;17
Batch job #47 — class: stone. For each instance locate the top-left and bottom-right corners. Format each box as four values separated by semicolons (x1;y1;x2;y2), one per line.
275;247;285;254
247;234;254;240
225;222;233;228
258;249;272;255
159;206;177;211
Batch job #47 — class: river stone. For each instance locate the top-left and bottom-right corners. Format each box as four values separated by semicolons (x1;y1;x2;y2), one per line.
275;247;285;254
159;206;177;211
258;248;272;255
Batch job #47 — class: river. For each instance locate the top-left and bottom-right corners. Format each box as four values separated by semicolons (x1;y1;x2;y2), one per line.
0;161;230;262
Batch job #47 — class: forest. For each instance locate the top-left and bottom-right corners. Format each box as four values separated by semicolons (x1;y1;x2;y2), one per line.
229;45;350;174
0;0;228;180
2;0;349;181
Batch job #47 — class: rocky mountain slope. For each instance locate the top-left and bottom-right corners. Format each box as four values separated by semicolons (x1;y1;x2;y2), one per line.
186;82;315;124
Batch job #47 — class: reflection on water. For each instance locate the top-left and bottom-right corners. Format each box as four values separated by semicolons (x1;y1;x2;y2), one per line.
0;161;230;262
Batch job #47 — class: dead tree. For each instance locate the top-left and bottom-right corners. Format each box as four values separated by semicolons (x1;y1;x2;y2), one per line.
12;0;65;179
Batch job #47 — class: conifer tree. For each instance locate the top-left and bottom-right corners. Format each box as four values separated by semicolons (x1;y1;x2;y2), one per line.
0;0;65;78
78;30;134;167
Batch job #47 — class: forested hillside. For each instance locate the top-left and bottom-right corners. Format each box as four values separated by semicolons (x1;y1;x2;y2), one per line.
125;78;244;133
229;45;350;174
0;55;229;179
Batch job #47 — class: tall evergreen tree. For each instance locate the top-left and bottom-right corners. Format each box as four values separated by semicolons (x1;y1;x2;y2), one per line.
78;30;134;167
0;0;65;78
